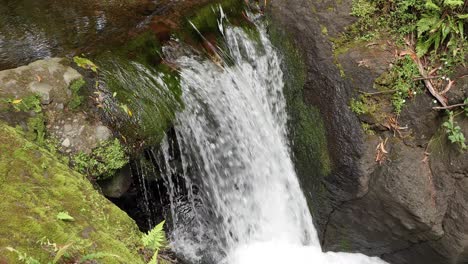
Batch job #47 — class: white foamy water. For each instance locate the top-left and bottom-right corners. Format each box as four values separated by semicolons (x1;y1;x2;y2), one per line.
162;16;387;264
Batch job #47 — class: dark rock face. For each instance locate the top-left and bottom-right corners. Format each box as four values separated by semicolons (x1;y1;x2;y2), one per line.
269;0;468;263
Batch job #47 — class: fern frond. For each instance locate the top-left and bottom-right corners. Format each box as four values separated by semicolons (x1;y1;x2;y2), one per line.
416;15;440;37
142;221;167;251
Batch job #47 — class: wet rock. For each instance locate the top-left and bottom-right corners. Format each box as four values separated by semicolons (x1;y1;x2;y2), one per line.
99;165;133;198
0;58;80;105
269;0;468;263
61;138;71;148
95;125;112;142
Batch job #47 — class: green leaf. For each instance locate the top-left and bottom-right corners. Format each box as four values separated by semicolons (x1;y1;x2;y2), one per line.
443;0;464;8
417;15;439;37
416;38;432;57
73;56;98;73
458;21;464;38
441;23;451;43
425;0;440;11
56;211;75;221
457;14;468;19
53;243;73;264
142;220;167;250
434;30;441;51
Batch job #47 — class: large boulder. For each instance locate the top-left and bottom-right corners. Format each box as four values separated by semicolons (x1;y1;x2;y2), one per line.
269;0;468;263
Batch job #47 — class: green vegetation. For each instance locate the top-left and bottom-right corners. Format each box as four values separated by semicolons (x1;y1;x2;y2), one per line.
5;94;42;113
2;94;47;145
73;56;98;73
361;122;376;135
142;221;168;264
443;111;466;150
56;212;75;222
73;138;129;180
183;0;246;40
0;123;144;263
350;97;370;115
414;0;467;57
25;114;46;145
342;0;466;143
383;56;422;115
68;78;86;110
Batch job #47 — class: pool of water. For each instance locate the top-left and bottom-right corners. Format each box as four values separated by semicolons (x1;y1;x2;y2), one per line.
0;0;155;70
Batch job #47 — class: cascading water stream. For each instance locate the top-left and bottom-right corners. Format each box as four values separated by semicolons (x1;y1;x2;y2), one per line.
160;16;388;264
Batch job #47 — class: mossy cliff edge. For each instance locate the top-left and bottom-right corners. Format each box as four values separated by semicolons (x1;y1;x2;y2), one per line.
0;123;144;263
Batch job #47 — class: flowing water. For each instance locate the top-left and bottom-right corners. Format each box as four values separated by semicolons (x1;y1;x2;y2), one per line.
160;17;388;264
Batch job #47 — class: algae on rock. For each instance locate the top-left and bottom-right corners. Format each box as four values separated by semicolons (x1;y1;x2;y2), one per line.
268;20;332;219
0;123;144;263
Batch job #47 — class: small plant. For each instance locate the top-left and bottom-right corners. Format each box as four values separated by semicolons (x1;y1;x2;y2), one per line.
415;0;467;57
6;94;42;113
142;221;168;264
350;97;368;115
73;139;128;180
442;111;466;150
361;122;376;135
5;247;40;264
388;56;421;114
68;78;86;110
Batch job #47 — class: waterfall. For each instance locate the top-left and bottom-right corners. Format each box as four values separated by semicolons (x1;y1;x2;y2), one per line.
160;17;387;264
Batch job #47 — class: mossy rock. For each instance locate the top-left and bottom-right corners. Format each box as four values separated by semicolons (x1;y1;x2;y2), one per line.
181;0;247;41
267;19;332;218
0;123;144;263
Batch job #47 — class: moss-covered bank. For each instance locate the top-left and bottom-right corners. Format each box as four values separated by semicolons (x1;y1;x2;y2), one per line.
0;123;144;263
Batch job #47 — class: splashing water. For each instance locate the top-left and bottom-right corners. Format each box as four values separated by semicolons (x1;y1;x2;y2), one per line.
162;19;387;264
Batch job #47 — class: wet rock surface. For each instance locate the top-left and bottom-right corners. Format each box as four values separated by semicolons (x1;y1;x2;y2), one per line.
269;0;468;263
0;57;114;154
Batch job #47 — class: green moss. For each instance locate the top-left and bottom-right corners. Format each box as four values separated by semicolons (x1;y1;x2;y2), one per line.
183;0;246;41
4;94;42;113
374;55;422;115
73;139;129;180
268;19;332;218
361;122;376;135
68;78;86;110
116;32;163;67
25;114;46;145
98;56;182;146
0;123;144;263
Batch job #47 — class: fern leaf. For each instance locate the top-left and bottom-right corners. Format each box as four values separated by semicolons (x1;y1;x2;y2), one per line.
417;15;439;37
142;220;167;251
441;23;451;44
425;0;440;11
148;251;159;264
416;38;433;57
443;0;464;8
53;243;73;264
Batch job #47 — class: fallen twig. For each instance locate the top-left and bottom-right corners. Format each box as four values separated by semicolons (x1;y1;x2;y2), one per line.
440;79;455;95
433;102;468;110
375;137;389;165
413;76;442;81
412;54;448;107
